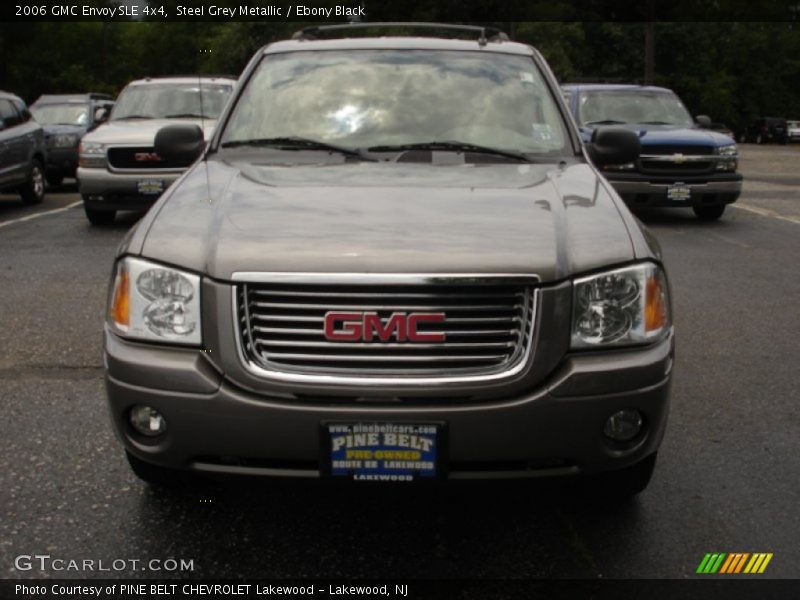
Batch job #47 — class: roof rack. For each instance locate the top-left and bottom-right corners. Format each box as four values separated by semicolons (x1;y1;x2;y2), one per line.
141;74;237;81
291;22;509;46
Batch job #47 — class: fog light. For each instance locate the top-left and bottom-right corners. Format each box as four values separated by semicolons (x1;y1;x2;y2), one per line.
604;409;642;442
129;405;167;437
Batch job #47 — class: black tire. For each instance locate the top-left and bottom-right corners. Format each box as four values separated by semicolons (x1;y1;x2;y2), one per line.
19;159;45;204
83;202;116;226
126;451;182;487
578;453;658;499
693;205;726;221
46;174;64;187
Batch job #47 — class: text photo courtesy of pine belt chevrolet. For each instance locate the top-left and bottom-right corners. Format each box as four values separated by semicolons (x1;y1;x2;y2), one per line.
561;84;743;221
77;76;235;225
105;24;673;495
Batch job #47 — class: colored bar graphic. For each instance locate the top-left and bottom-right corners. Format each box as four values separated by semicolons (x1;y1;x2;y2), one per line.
734;553;749;573
698;552;773;574
758;553;773;573
719;554;736;573
710;553;726;573
696;554;713;573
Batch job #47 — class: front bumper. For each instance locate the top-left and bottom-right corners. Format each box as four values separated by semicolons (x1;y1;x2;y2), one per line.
105;329;674;481
45;148;78;176
605;172;742;207
77;166;183;210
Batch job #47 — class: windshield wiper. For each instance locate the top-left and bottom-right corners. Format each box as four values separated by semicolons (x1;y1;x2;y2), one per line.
220;136;376;161
165;113;207;119
584;119;627;126
366;141;532;162
638;120;674;125
113;115;152;120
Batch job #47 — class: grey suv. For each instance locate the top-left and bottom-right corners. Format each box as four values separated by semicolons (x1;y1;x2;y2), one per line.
0;91;46;204
78;76;235;225
30;93;114;186
105;25;673;495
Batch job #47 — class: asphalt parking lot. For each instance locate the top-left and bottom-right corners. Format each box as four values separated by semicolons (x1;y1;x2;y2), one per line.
1;144;798;580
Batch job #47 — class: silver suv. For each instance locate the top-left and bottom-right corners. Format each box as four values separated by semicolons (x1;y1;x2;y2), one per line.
77;76;235;225
105;25;673;495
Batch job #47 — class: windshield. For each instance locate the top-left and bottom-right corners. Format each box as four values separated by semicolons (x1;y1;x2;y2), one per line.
221;50;569;157
111;83;232;120
578;89;694;127
31;103;89;126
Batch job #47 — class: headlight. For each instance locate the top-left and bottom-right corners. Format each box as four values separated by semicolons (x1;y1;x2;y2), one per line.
108;257;202;345
78;141;106;167
49;133;80;148
571;263;669;349
714;144;738;171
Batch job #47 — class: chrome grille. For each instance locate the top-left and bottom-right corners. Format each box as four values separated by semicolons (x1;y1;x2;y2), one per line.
638;145;716;175
236;280;535;377
107;146;193;170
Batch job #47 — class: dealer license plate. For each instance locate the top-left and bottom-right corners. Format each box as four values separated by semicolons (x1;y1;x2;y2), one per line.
137;179;165;195
666;183;691;201
322;422;442;482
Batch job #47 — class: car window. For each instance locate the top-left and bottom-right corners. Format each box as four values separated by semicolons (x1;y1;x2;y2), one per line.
11;99;31;122
31;103;89;126
0;99;21;128
111;83;232;120
578;90;694;127
221;50;570;156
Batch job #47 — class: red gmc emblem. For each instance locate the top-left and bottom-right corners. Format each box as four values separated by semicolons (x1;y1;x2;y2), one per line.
134;152;163;162
324;312;446;343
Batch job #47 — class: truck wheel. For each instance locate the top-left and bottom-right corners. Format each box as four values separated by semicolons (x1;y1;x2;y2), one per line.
83;200;116;226
126;451;183;488
693;205;726;221
19;159;45;205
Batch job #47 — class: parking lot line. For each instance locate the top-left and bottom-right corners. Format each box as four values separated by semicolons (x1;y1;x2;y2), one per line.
732;203;800;225
0;200;83;230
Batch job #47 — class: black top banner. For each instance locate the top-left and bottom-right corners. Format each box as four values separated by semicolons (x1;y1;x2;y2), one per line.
2;0;799;22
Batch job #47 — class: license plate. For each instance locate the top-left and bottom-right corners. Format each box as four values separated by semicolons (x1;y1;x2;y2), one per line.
137;179;164;195
321;422;443;482
667;183;691;201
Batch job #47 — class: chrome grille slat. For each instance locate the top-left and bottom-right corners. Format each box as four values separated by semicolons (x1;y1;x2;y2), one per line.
260;352;510;363
248;301;521;311
256;340;515;349
236;280;535;377
250;289;523;300
252;326;517;337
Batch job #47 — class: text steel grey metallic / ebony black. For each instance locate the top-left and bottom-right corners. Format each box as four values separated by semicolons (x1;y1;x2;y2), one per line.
105;24;674;495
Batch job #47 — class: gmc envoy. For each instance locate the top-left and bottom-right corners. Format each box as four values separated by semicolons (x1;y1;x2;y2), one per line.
105;24;674;495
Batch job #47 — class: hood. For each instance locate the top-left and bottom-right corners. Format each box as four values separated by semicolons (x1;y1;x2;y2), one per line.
81;118;217;145
138;159;637;284
580;124;735;148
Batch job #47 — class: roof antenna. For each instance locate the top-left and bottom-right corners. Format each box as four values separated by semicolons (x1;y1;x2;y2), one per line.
197;68;213;205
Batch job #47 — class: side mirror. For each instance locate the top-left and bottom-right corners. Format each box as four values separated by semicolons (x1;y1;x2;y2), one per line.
586;127;641;167
94;107;109;124
695;115;712;129
154;124;205;166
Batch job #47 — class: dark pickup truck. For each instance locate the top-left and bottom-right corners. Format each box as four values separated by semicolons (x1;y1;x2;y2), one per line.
562;84;742;220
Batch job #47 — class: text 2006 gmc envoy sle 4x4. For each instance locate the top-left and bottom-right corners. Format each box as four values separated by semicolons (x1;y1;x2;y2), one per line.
105;24;674;496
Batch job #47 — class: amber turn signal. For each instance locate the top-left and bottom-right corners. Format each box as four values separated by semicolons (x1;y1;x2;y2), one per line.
110;266;131;330
645;275;667;332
